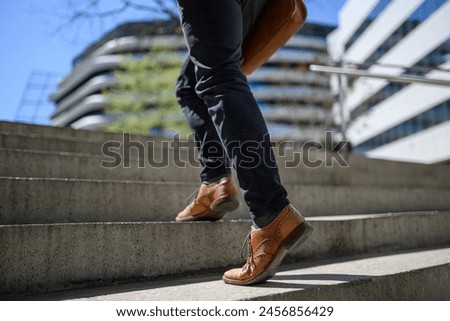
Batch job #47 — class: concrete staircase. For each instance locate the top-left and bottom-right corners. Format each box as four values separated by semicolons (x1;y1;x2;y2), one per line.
1;121;449;300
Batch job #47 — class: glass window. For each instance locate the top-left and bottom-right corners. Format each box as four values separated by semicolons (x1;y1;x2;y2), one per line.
354;100;450;152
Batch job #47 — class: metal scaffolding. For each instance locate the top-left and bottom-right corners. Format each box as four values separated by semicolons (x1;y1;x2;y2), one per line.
15;70;62;124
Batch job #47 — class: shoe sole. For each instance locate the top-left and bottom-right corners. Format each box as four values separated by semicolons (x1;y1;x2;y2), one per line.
177;196;239;222
211;196;240;214
222;220;313;286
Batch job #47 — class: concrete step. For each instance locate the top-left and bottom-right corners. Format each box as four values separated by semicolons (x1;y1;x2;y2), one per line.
0;121;155;143
0;133;107;155
3;122;450;189
1;212;449;297
0;148;200;183
0;132;170;156
0;126;191;156
2;176;450;224
2;147;450;189
23;247;450;301
2;121;450;184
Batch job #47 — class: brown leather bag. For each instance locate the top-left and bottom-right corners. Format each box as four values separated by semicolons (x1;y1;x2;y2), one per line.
241;0;308;75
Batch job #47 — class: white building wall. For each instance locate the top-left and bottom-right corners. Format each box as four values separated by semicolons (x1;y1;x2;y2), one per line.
344;0;425;64
327;0;379;60
345;1;450;114
348;61;450;146
367;120;450;164
328;0;450;164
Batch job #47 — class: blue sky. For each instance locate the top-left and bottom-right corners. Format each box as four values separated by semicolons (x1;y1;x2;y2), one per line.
0;0;346;125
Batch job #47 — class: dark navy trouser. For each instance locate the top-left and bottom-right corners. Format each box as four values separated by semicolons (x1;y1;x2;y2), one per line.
175;0;289;227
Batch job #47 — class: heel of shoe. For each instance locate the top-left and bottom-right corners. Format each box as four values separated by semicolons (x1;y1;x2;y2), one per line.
285;220;313;250
261;221;313;283
211;196;239;213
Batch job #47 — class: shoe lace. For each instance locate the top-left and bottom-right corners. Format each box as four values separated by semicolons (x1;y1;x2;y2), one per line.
240;233;255;266
185;188;199;205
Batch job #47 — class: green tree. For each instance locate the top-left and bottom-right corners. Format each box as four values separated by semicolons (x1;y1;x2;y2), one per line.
103;47;190;136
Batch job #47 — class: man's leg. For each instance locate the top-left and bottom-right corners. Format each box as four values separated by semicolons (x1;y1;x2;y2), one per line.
175;58;240;222
177;0;289;227
176;58;231;183
176;0;313;285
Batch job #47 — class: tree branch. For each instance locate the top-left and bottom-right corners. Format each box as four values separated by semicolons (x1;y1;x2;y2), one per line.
43;0;179;39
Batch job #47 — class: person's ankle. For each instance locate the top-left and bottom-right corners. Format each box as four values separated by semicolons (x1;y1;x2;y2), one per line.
202;173;231;185
252;201;291;229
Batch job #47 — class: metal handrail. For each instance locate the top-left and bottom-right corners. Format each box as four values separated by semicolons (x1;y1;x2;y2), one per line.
310;64;450;87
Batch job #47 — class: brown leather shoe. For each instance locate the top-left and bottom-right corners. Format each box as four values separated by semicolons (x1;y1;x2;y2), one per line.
222;204;313;285
176;177;240;222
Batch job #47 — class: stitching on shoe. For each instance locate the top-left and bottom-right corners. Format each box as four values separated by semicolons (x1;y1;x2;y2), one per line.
253;238;278;256
253;205;289;237
277;207;293;242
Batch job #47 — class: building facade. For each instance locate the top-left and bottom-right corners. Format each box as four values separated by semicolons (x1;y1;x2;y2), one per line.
50;20;335;143
49;21;183;130
328;0;450;164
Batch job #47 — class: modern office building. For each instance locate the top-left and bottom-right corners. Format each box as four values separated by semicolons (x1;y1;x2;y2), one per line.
49;20;183;131
327;0;450;164
50;20;335;143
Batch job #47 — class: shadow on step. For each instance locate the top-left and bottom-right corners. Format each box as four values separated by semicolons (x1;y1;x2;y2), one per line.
12;246;445;301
